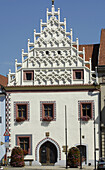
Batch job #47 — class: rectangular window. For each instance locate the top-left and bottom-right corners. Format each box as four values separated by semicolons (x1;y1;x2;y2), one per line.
42;104;54;121
82;104;91;117
0;117;2;123
16;135;32;155
40;101;56;121
16;104;27;122
20;137;29;154
80;103;92;121
78;101;94;121
44;104;53;117
23;71;34;80
73;70;83;80
14;101;30;122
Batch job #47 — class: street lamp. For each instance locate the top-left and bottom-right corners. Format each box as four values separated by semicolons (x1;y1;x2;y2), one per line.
80;116;82;169
94;116;96;170
65;105;68;169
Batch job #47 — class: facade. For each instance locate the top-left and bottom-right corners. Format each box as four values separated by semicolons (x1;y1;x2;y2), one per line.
0;75;7;162
5;3;100;166
98;29;105;158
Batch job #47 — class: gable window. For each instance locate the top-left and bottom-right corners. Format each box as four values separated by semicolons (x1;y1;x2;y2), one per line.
16;135;32;155
16;104;27;122
23;71;34;80
0;117;2;123
73;70;83;80
40;101;56;121
58;51;61;55
78;101;94;121
46;51;49;55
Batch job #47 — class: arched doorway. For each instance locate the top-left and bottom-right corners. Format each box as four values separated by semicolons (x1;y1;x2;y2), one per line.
39;141;57;165
77;145;87;164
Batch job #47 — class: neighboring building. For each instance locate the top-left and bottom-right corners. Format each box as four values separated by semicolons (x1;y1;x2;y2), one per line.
0;75;7;162
98;29;105;158
4;3;100;166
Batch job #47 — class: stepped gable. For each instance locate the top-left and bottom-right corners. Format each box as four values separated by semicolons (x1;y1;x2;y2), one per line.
99;29;105;65
7;4;98;86
0;74;8;86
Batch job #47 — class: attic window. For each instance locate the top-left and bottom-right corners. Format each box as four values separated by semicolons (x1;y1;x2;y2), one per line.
73;70;83;80
23;71;34;81
46;51;49;55
58;51;61;55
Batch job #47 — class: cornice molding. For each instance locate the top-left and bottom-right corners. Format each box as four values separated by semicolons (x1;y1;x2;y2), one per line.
4;84;100;92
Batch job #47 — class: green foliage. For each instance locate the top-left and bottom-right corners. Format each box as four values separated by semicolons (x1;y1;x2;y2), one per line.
10;146;24;167
67;147;80;168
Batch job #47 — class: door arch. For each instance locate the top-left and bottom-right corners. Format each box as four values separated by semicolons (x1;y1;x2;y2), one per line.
39;141;57;165
35;137;61;165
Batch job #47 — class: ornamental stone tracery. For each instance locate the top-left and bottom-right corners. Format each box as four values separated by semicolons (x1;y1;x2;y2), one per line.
8;4;98;86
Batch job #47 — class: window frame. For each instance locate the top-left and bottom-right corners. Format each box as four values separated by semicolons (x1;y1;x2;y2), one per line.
40;101;56;121
23;70;34;81
81;102;92;119
14;101;30;122
78;101;94;121
16;104;28;121
73;69;84;80
42;103;54;120
16;135;32;155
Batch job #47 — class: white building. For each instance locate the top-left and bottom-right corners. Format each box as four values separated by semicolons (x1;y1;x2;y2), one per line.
0;75;7;163
5;2;100;166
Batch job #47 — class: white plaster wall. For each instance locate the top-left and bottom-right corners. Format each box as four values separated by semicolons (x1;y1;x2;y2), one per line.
0;94;6;160
9;90;99;165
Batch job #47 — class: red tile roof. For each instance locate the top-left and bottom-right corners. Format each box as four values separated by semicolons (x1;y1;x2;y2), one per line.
98;29;105;65
74;43;99;70
79;44;99;70
0;74;8;86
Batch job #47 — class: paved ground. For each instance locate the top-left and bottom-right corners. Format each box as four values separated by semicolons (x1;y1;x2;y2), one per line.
0;165;95;170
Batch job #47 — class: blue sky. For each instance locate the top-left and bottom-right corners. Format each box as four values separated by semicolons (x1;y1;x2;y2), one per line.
0;0;105;76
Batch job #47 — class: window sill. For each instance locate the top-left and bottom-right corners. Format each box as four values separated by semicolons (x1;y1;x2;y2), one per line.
23;80;34;81
42;117;53;121
16;117;26;122
80;116;91;121
23;150;28;155
73;79;83;81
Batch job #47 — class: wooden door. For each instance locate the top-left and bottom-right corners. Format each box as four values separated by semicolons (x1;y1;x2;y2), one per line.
77;145;87;164
39;141;57;165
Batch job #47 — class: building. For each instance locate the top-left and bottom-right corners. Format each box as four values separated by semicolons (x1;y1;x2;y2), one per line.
98;29;105;158
4;2;100;166
0;75;8;163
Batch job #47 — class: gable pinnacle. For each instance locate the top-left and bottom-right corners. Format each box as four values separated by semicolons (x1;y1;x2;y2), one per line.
52;0;54;5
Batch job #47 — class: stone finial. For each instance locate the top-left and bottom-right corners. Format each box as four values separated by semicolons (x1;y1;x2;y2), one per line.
52;0;54;5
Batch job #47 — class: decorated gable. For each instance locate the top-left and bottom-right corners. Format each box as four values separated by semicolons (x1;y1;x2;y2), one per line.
8;5;98;86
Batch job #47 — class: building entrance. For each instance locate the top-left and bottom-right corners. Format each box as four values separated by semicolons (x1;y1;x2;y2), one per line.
77;145;87;164
39;141;57;165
